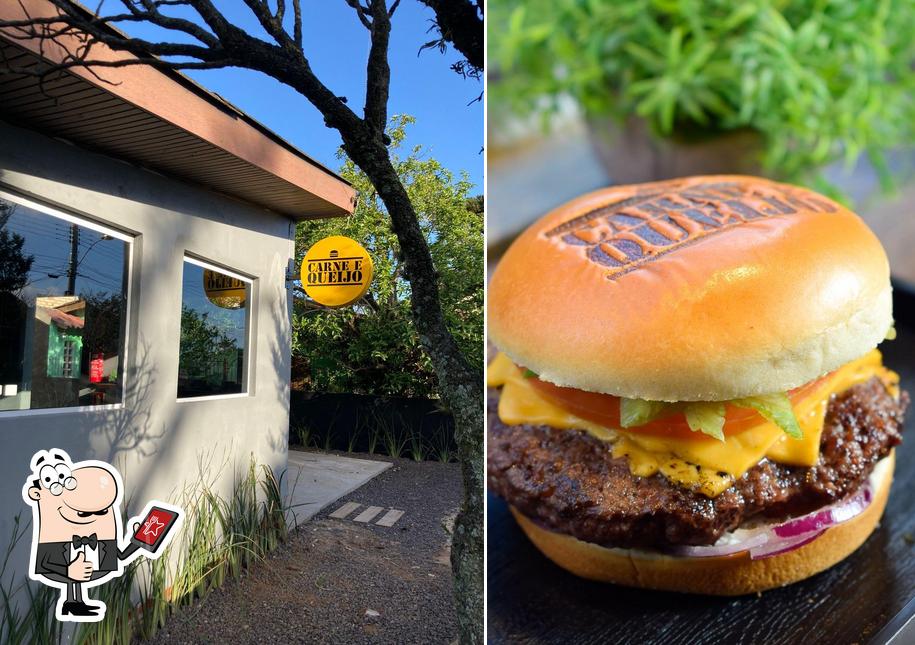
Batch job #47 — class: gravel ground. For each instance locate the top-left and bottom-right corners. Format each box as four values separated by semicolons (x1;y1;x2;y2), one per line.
146;454;461;644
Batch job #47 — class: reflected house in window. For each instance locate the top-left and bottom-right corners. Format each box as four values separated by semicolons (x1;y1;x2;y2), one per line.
0;200;129;413
0;0;357;603
32;296;85;407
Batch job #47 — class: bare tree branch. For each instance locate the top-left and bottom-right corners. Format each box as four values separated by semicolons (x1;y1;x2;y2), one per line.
0;2;483;640
343;0;371;30
116;0;221;49
361;0;390;134
417;0;482;75
292;0;302;48
241;0;290;46
4;2;229;62
0;55;233;77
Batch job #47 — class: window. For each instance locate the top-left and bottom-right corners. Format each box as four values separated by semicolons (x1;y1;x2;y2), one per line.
177;258;250;399
0;190;130;412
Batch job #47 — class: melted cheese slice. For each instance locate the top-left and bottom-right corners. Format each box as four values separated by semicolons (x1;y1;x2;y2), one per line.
488;350;898;497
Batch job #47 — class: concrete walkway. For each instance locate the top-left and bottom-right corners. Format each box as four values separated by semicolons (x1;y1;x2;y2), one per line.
284;450;391;527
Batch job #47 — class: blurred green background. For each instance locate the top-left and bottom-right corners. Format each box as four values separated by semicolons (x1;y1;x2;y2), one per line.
487;0;915;283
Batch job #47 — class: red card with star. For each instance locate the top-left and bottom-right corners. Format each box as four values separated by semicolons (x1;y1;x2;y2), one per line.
131;506;179;552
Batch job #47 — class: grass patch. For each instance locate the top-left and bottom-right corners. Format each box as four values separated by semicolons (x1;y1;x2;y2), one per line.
292;403;457;462
408;428;426;462
379;411;408;459
0;515;63;645
292;423;312;448
431;424;455;463
76;456;289;643
0;454;291;644
366;415;382;455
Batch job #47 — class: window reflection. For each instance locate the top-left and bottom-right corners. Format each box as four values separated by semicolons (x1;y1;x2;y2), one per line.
177;261;249;398
0;194;128;411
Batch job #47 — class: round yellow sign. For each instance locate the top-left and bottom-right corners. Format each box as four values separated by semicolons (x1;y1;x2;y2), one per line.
203;269;247;309
301;236;373;308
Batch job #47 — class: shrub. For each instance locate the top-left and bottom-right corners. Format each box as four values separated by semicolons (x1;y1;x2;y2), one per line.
491;0;915;193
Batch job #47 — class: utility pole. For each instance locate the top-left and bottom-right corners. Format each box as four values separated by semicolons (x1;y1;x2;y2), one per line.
66;223;78;295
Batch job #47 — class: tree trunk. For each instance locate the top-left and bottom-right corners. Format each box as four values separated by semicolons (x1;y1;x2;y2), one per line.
342;132;484;644
0;2;484;641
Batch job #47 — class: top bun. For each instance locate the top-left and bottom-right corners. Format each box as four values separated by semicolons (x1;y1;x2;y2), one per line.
488;176;892;401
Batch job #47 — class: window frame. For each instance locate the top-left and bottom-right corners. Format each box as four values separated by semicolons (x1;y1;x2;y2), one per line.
176;254;254;403
0;187;134;418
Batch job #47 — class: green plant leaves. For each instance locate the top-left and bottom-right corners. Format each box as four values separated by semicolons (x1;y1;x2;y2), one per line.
292;116;482;398
490;0;915;193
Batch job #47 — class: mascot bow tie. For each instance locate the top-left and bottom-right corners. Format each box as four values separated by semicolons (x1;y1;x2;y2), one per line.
72;533;97;549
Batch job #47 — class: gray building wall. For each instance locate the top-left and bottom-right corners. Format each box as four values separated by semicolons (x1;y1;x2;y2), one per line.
0;119;297;594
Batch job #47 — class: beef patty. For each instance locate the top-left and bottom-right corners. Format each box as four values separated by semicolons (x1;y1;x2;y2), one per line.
488;378;908;548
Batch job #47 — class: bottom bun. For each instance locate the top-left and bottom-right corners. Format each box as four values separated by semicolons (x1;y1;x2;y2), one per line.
510;451;894;596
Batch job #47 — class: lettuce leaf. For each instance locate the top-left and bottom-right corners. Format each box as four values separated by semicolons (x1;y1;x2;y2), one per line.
684;402;726;441
620;393;804;441
731;393;803;440
618;392;803;442
619;398;672;428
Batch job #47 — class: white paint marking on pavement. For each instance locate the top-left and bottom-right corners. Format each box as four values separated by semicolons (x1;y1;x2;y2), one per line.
353;506;384;523
375;509;404;527
329;501;361;519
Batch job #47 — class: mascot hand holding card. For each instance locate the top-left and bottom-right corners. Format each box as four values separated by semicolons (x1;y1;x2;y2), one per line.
22;449;182;622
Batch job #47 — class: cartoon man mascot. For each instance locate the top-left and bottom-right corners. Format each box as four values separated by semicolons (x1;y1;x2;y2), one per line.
22;449;181;622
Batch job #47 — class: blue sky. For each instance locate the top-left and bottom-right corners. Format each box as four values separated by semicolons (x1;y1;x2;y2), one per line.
8;199;243;345
122;1;483;191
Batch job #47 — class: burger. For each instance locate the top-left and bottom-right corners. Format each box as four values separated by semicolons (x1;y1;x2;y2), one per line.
487;175;908;595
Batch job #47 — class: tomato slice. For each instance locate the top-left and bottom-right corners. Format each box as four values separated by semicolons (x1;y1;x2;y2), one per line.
527;372;829;440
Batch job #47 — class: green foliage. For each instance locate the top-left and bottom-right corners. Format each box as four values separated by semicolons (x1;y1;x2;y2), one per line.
293;115;483;398
431;424;455;463
74;456;289;643
0;457;289;644
0;203;34;294
0;515;62;645
178;305;241;387
491;0;915;188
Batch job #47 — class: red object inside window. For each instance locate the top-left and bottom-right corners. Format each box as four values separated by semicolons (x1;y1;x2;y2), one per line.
90;354;104;383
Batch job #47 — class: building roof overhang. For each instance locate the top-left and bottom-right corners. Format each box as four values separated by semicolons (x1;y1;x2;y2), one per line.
0;0;356;221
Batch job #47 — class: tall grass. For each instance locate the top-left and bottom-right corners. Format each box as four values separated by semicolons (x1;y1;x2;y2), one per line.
292;423;313;448
431;424;455;463
408;428;426;462
366;413;382;455
378;411;408;458
1;454;292;644
0;515;63;645
345;410;362;453
293;403;457;462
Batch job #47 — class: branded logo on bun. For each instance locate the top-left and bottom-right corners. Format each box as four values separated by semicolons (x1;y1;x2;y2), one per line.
546;181;838;279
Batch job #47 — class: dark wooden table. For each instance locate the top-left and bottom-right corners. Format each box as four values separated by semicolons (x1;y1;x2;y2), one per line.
487;284;915;645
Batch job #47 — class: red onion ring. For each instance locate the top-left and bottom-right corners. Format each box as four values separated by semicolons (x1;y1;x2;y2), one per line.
669;479;873;560
749;528;826;559
771;486;872;539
